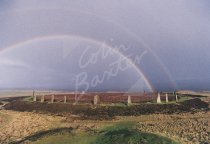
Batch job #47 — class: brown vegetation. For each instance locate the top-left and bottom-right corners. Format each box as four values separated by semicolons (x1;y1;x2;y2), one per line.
136;112;210;144
36;93;158;103
4;98;209;120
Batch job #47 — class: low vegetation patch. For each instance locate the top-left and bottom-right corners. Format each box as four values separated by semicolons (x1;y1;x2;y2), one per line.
4;98;209;120
0;112;12;128
13;122;179;144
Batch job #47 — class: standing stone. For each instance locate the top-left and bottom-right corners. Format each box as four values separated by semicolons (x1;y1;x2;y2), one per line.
64;95;67;103
51;95;54;103
41;95;45;103
127;95;132;105
175;95;178;102
157;93;162;104
165;93;169;103
75;93;77;102
94;95;100;105
33;95;37;102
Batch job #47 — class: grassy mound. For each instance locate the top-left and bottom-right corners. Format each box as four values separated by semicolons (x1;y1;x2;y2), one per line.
94;122;178;144
17;122;179;144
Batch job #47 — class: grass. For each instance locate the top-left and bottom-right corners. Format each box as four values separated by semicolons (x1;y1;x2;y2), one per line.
30;122;179;144
100;103;128;107
22;96;33;102
34;133;97;144
94;122;179;144
0;112;12;128
178;96;193;102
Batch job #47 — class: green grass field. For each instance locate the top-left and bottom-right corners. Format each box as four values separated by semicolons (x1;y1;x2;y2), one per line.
34;133;97;144
32;122;179;144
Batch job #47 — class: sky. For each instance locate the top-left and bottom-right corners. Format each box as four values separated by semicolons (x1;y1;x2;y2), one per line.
0;0;210;92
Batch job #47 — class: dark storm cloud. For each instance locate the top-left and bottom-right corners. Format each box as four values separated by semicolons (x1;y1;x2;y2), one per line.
0;0;210;91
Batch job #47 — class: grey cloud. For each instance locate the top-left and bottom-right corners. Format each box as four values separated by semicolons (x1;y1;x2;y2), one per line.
0;0;210;91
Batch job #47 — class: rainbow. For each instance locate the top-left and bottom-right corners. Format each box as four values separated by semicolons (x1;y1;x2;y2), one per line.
0;34;154;92
0;8;177;90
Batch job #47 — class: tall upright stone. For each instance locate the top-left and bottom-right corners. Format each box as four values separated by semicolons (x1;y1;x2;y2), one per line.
51;95;54;103
33;95;37;102
94;95;100;105
157;93;162;104
175;95;178;102
165;93;169;103
64;95;67;103
127;95;132;105
75;93;77;102
41;95;45;103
